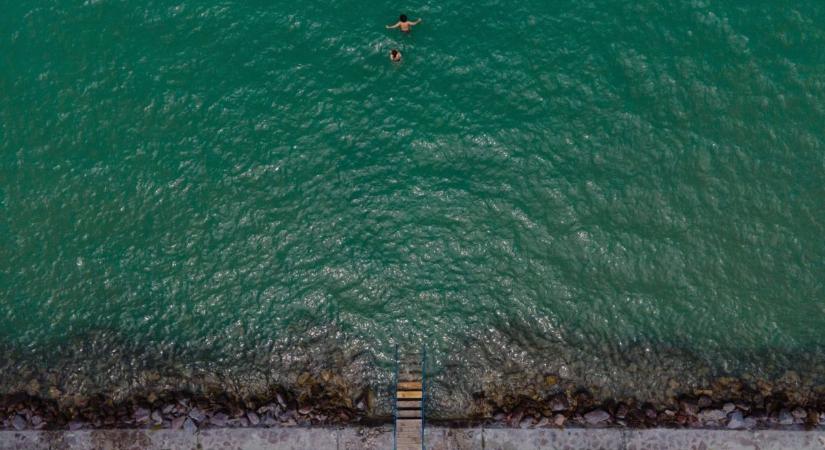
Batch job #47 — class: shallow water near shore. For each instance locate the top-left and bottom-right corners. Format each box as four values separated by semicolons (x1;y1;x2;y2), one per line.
2;0;825;414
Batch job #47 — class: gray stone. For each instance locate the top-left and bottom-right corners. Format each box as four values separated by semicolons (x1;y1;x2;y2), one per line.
550;395;569;412
282;418;297;426
170;415;186;430
134;407;150;423
11;415;26;431
151;410;163;424
188;407;205;422
584;409;611;425
749;411;768;423
778;410;794;425
722;403;735;414
792;407;807;420
698;409;726;423
257;404;277;414
247;411;260;426
553;414;566;426
183;418;197;433
263;415;278;426
234;417;250;427
276;393;287;408
681;402;699;416
726;411;745;429
68;421;84;431
508;409;524;427
210;412;228;427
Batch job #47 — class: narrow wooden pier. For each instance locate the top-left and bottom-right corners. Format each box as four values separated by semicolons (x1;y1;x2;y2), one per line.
394;351;424;450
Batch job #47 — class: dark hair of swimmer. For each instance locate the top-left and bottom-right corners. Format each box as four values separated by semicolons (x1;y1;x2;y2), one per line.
400;14;408;22
391;49;399;57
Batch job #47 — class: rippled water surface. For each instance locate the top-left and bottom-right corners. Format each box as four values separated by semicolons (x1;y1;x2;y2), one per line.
2;0;824;411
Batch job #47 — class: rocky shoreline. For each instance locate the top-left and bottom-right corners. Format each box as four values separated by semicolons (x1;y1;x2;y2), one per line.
3;373;825;432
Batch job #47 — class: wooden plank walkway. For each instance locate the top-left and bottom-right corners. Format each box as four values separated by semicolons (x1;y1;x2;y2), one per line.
395;352;424;450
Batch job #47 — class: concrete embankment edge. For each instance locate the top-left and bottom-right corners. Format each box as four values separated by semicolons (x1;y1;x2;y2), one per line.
2;427;825;449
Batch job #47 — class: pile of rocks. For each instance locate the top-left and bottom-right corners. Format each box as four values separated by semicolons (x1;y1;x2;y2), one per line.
0;390;372;432
485;394;825;430
4;372;825;431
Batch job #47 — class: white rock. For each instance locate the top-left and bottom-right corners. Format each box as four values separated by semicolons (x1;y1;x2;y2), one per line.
188;408;205;422
12;415;26;431
210;412;228;427
727;411;746;429
553;414;566;427
263;415;278;426
584;409;610;425
183;418;197;433
247;411;260;426
171;416;186;430
134;407;150;423
699;409;726;423
550;396;569;412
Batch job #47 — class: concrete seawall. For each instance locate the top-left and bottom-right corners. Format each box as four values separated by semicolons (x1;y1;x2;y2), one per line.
2;427;825;449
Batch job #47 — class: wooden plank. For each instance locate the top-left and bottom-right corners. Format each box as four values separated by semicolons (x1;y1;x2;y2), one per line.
397;409;422;418
398;374;422;382
397;432;421;441
396;418;422;428
397;431;421;437
396;420;422;449
396;352;424;450
397;431;422;440
398;381;423;390
397;400;422;409
395;417;421;429
396;390;423;399
397;434;421;440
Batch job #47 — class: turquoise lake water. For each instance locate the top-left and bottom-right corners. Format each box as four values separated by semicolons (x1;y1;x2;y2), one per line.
1;0;824;410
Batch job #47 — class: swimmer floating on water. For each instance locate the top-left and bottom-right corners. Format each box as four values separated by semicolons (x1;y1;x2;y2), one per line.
386;14;422;32
390;49;402;62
